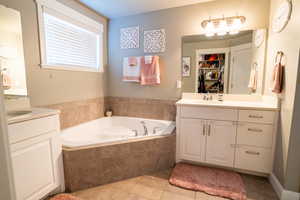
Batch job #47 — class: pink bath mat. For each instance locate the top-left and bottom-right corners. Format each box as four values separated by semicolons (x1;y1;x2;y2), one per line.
169;163;247;200
49;194;82;200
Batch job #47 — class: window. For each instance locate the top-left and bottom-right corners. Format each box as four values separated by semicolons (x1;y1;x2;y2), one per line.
36;0;104;72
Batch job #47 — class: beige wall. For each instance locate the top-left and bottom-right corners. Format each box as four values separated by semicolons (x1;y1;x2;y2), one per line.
264;0;300;192
0;0;108;106
108;0;270;100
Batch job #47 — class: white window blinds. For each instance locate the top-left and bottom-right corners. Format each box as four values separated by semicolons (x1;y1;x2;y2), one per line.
37;1;104;72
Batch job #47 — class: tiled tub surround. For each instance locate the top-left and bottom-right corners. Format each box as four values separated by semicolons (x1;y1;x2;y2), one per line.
46;98;105;129
105;97;177;121
45;97;176;130
63;133;176;192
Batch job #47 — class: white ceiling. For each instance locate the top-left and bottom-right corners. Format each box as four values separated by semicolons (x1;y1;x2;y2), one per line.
78;0;215;19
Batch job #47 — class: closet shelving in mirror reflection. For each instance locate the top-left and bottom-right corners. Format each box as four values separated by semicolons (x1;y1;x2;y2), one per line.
198;53;225;93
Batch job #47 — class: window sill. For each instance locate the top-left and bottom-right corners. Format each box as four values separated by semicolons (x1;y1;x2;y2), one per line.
40;64;103;73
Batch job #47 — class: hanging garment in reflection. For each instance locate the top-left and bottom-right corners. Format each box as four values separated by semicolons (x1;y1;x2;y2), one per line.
248;62;258;92
198;70;206;93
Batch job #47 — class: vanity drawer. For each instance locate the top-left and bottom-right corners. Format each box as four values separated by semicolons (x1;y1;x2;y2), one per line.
235;146;272;173
8;115;59;144
237;123;273;148
238;110;275;124
181;106;238;121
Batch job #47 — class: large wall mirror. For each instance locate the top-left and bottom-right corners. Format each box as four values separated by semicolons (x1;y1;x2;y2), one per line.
181;29;267;95
0;5;28;96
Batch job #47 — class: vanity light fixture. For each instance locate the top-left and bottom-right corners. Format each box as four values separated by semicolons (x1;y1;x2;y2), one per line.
202;16;246;37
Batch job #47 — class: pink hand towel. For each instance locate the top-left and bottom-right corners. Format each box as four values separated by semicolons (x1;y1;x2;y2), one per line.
140;56;160;85
272;52;284;93
2;69;12;90
123;57;140;82
128;57;137;66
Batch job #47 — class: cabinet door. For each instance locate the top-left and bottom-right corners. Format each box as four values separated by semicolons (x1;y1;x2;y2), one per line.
205;120;237;167
11;136;57;200
179;118;206;162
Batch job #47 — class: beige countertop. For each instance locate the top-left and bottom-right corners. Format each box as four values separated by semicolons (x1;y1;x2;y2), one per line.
7;107;60;125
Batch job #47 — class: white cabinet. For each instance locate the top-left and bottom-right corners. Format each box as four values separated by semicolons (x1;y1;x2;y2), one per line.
237;122;273;148
235;146;272;173
176;104;277;175
8;114;63;200
205;121;236;168
179;119;206;162
179;119;237;168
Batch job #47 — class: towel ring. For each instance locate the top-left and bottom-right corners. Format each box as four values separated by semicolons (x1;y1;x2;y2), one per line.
252;62;258;71
275;51;284;64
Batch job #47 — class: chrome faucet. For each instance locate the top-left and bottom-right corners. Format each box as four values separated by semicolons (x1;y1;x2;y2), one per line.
140;121;148;136
203;94;213;101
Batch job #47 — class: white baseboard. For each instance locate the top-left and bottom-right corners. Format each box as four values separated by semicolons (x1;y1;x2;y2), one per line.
269;173;300;200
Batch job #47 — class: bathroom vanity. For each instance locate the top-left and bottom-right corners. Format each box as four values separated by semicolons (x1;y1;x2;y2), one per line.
176;93;279;175
7;108;63;200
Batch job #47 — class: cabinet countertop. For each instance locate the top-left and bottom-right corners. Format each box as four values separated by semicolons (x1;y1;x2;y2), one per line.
176;99;279;111
7;107;60;125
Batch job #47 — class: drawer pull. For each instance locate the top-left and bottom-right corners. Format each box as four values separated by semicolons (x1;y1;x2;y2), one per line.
245;150;260;155
203;125;206;136
248;128;263;133
248;115;263;119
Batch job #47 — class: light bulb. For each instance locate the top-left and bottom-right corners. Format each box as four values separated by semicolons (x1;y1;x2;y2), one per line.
217;19;227;36
233;18;242;29
229;17;243;35
204;21;215;37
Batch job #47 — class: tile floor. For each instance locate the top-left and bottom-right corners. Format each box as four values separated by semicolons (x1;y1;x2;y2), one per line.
72;169;279;200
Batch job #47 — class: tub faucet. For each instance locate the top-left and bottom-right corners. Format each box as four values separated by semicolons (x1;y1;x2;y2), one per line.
153;127;161;134
140;121;148;136
132;129;138;137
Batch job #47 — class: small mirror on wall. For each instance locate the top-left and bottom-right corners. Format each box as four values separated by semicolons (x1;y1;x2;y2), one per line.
0;5;28;96
181;29;267;95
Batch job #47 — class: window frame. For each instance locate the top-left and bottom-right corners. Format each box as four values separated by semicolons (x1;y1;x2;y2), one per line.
36;0;104;73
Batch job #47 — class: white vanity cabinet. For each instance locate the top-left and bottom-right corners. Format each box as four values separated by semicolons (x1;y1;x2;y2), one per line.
179;118;206;162
176;102;278;175
205;120;237;168
8;110;63;200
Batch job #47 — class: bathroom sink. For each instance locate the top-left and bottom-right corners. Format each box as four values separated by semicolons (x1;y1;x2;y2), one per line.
183;99;223;105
